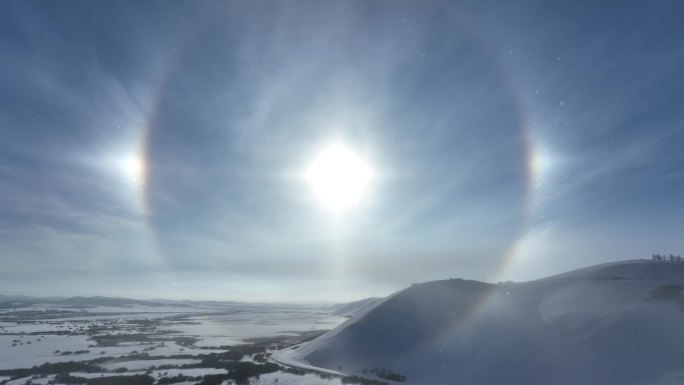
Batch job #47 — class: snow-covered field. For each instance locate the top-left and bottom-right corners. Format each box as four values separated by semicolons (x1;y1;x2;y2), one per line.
0;301;348;385
7;260;677;385
251;372;344;385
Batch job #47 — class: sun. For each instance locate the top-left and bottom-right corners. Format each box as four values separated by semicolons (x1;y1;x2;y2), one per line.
119;153;145;185
306;143;374;213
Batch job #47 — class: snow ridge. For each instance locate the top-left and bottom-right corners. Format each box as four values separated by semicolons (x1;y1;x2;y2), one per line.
273;260;684;385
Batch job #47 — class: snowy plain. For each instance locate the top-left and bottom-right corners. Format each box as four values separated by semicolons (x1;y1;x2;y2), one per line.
0;300;348;384
5;260;681;385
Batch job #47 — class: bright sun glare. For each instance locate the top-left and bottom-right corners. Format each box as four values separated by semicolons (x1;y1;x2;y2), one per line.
306;143;374;213
119;154;144;185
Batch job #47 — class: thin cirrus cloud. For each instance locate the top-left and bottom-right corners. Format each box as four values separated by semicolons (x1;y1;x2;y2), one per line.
0;1;683;301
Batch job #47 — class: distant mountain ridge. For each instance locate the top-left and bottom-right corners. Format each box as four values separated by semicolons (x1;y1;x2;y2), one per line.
0;295;179;309
0;294;366;311
274;260;684;385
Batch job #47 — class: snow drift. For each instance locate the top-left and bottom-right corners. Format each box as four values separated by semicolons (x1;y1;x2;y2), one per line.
274;260;684;385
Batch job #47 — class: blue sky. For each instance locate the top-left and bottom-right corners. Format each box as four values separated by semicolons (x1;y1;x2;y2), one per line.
1;0;683;301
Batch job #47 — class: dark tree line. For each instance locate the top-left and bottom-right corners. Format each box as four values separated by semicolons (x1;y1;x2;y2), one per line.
652;254;683;262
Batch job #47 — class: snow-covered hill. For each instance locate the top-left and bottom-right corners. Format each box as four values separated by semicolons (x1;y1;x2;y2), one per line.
330;297;384;318
273;260;684;385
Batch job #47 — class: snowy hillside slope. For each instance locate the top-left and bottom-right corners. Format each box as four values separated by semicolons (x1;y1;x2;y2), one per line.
273;260;684;385
331;297;383;318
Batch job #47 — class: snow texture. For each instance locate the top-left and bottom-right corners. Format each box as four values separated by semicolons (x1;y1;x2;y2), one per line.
274;260;684;385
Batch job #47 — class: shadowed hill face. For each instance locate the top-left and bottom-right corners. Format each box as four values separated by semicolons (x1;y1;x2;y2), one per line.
282;261;684;385
308;280;494;367
331;297;383;318
360;280;493;345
